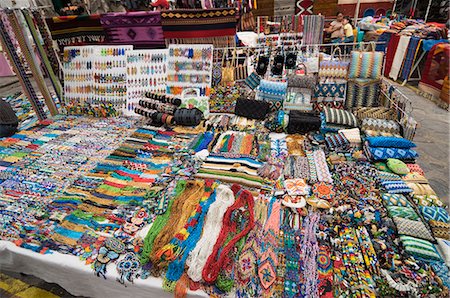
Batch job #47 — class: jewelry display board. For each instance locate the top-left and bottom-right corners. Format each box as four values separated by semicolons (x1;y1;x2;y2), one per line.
125;49;168;116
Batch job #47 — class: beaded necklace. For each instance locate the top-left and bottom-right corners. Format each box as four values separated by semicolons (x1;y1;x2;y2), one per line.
299;212;320;297
202;184;255;283
280;208;301;298
236;198;269;297
186;185;236;282
140;180;187;265
156;180;215;265
149;180;205;269
258;198;281;298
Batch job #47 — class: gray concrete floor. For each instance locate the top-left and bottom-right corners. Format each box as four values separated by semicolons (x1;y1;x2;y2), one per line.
390;82;449;205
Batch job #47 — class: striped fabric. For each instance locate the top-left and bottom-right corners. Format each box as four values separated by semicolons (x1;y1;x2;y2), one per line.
384;34;401;77
323;107;358;127
346;79;380;109
349;51;384;80
389;35;411;81
400;235;442;261
400;36;421;81
195;154;265;188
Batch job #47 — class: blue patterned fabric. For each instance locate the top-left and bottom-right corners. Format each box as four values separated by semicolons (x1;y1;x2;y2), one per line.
258;80;287;112
420;206;450;223
429;261;450;288
349;51;384;79
381;180;413;194
366;136;416;149
367;145;419;161
245;72;261;89
314;82;346;100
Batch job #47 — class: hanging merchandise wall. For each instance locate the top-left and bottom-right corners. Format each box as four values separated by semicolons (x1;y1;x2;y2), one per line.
1;7;450;298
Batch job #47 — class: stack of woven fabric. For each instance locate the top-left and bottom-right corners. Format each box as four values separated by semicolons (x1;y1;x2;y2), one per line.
364;136;418;161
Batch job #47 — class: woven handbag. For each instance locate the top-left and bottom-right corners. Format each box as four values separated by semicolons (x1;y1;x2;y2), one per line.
221;50;235;85
349;43;384;79
287;111;321;133
245;72;261;89
287;63;317;90
346;78;380;109
319;47;349;79
284;88;312;111
314;80;346;100
234;51;249;81
352;107;397;121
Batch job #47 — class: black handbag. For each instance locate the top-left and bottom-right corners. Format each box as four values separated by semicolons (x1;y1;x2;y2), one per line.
287;111;321;133
256;56;269;76
271;54;284;76
234;98;270;120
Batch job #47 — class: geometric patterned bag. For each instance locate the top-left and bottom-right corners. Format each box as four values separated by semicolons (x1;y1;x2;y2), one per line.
346;78;380;109
314;81;346;100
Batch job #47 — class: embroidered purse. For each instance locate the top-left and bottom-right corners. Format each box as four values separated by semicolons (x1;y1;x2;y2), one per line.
257;79;287;112
287;63;317;90
221;50;235;85
245;72;261;89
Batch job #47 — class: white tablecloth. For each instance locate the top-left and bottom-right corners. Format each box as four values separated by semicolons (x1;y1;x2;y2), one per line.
0;241;207;298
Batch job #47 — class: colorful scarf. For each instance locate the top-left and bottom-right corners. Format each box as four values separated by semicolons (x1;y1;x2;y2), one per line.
161;8;237;47
100;11;164;49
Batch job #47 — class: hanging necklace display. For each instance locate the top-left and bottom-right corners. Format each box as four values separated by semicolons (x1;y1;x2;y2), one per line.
5;10;58;117
63;45;132;116
125;49;168;116
0;12;47;121
166;44;213;118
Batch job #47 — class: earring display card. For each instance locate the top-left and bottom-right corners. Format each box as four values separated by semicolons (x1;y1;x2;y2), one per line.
125;49;168;116
91;45;133;109
63;45;133;115
166;44;213;98
63;46;94;106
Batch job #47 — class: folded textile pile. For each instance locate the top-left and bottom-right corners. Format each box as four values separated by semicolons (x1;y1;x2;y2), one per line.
195;153;265;188
161;8;237;47
46;14;106;50
364;136;418;161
